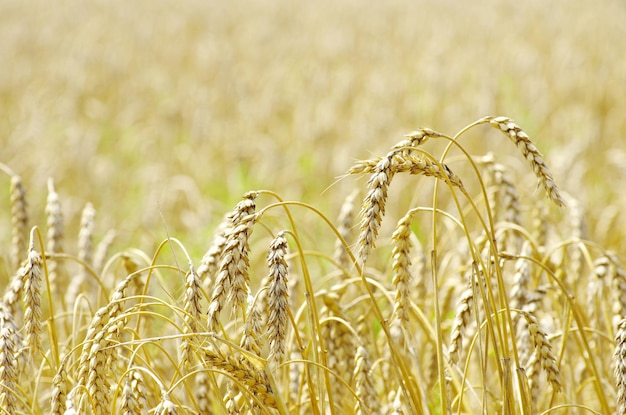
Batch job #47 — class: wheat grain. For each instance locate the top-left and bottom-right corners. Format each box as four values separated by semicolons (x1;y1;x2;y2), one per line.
486;116;564;207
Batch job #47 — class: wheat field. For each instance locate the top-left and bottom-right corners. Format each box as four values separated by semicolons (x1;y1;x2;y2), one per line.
1;1;626;414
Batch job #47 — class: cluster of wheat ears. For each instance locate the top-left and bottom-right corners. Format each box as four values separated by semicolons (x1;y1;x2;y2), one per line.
1;116;624;414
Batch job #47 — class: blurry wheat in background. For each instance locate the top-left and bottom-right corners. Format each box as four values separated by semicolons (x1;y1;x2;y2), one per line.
1;0;626;414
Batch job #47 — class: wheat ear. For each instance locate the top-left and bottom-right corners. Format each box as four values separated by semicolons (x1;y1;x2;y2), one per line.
208;191;258;331
120;369;147;415
10;175;28;271
180;261;203;370
353;345;381;415
486;116;564;207
21;233;43;362
0;305;18;414
615;317;626;415
46;178;65;297
154;390;177;415
333;189;359;271
390;208;418;345
203;348;276;409
448;273;475;366
65;203;96;308
267;231;289;365
522;312;561;392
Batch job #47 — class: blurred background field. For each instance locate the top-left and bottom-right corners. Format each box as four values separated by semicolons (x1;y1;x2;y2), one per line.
1;0;625;256
2;1;626;413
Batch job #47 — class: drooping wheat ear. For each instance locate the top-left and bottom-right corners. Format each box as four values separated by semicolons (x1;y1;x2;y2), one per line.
448;271;475;366
353;153;395;266
180;261;203;370
349;154;464;188
208;191;258;331
46;178;65;297
521;312;561;392
266;231;290;365
74;272;140;414
154;390;177;415
608;253;626;331
614;317;626;415
202;348;277;409
0;305;18;414
351;148;464;266
21;235;43;362
395;128;446;150
50;363;68;415
198;213;232;292
333;189;359;271
486;116;565;207
120;369;147;415
65;203;96;308
10;175;28;271
353;345;381;415
390;208;418;345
